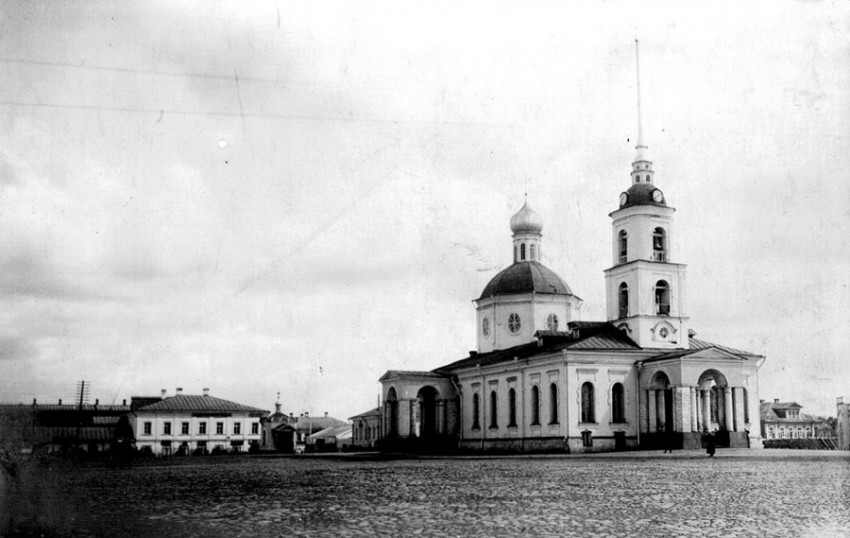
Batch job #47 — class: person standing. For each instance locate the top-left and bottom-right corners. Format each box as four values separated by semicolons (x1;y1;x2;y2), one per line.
706;430;716;457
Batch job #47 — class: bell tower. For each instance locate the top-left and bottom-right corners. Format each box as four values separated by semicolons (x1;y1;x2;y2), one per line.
603;41;690;349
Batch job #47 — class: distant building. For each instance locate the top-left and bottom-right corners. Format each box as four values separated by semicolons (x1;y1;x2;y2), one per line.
260;397;291;451
838;397;850;450
268;412;348;453
0;399;131;455
349;407;382;449
760;400;823;440
131;388;266;456
308;425;352;452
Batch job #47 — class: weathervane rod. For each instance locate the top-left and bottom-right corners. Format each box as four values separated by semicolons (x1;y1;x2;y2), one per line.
635;39;644;149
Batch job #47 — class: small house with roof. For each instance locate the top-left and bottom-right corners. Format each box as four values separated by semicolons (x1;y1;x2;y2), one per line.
349;407;383;449
268;412;348;453
131;388;266;455
307;425;353;452
760;400;823;441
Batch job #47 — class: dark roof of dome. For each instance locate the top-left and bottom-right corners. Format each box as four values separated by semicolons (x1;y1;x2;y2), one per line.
479;261;572;299
620;182;667;209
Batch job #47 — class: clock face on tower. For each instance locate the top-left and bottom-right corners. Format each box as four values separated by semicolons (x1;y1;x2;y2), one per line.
652;189;664;203
619;192;628;206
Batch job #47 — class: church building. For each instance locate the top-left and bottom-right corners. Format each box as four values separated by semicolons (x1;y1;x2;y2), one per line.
377;52;764;452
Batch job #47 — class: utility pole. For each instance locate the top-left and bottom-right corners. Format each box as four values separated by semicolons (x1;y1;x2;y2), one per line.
75;380;90;450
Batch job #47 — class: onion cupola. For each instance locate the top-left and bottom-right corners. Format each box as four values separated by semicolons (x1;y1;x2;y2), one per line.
509;202;544;234
475;201;582;354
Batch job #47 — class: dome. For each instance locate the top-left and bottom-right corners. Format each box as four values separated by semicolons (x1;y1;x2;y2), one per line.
510;202;543;234
619;182;667;209
479;261;572;300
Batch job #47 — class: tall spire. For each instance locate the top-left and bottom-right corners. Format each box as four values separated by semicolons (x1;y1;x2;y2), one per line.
635;39;646;152
630;39;654;185
634;39;647;161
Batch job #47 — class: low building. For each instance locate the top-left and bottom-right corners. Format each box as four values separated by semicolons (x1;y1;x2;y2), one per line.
0;399;132;456
838;397;850;451
132;388;266;456
260;397;291;451
760;400;822;441
349;407;382;449
308;425;352;452
268;412;348;453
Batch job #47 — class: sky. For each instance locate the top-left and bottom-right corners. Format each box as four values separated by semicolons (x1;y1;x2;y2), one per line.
1;1;848;419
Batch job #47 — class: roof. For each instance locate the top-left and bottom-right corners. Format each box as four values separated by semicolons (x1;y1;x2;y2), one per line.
308;425;352;441
349;407;381;420
479;261;573;300
379;370;447;382
619;182;668;210
435;322;640;373
642;337;762;363
133;394;267;415
273;415;348;432
760;401;816;423
0;403;130;413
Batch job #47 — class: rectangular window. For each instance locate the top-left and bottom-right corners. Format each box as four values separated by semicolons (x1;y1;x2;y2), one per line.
181;422;190;435
234;422;241;435
163;422;172;435
199;422;207;435
143;422;152;435
251;422;259;435
216;422;224;435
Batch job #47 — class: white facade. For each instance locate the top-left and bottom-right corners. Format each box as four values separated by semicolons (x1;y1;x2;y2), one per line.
132;391;265;456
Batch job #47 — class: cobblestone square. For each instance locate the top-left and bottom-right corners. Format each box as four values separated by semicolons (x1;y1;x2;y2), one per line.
5;450;849;537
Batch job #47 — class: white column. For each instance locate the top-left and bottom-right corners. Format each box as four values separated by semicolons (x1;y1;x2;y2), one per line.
724;387;735;432
659;390;667;429
648;390;657;432
677;387;690;433
689;387;698;432
733;388;746;433
701;390;711;430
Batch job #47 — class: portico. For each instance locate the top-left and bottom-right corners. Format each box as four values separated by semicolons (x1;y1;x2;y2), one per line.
639;346;762;449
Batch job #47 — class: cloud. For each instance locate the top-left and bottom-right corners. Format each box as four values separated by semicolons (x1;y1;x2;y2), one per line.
0;334;37;362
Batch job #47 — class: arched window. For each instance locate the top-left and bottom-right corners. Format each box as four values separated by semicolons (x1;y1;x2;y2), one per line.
612;383;625;423
581;382;595;423
508;389;517;427
472;393;480;430
618;230;627;263
655;280;670;315
530;244;536;261
549;383;559;424
482;317;490;337
530;385;540;425
520;243;526;261
652;227;666;261
546;313;558;331
489;391;498;428
514;245;518;263
618;283;629;318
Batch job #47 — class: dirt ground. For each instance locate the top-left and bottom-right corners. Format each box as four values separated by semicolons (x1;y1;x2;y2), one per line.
2;450;849;537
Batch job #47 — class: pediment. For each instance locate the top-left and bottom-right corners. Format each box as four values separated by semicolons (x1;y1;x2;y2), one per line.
646;346;747;364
